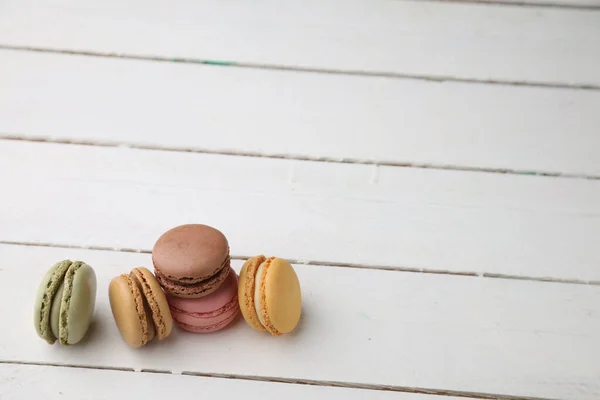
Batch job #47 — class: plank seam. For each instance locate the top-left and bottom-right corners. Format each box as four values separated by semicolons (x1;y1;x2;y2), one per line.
1;44;599;91
428;0;600;11
0;360;558;400
1;240;596;286
2;135;599;181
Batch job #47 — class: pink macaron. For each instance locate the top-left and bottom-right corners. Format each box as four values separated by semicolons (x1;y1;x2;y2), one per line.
167;267;240;333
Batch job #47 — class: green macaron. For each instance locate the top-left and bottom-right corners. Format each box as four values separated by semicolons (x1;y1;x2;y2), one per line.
34;260;97;345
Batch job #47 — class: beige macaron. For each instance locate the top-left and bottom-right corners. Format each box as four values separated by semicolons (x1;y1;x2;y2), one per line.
109;267;173;348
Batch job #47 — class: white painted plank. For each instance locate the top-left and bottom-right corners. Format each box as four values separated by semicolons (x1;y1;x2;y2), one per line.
473;0;600;6
0;364;440;400
0;244;598;399
1;0;599;86
0;140;599;281
2;51;600;176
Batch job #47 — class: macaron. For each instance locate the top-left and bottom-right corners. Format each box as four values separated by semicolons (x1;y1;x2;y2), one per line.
109;267;173;348
238;256;302;336
167;267;240;333
34;260;97;345
152;224;231;298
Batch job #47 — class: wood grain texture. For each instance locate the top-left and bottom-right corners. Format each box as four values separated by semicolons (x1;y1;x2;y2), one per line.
2;51;600;176
2;244;600;399
0;0;599;86
0;364;449;400
0;140;599;281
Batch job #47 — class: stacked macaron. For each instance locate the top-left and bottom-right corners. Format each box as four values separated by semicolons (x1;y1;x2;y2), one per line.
152;224;240;333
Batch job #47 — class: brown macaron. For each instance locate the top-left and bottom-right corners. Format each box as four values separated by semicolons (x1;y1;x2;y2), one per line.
152;224;231;298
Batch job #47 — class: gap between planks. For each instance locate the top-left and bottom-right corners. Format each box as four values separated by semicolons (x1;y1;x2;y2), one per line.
429;0;600;11
1;135;599;181
0;360;556;400
1;44;599;92
2;240;597;286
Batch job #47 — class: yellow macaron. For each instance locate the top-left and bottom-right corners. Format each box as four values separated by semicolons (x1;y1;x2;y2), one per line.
238;255;302;336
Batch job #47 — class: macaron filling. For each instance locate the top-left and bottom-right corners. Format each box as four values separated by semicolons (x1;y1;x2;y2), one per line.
154;255;231;285
253;263;267;328
172;310;238;333
169;294;239;319
142;298;157;342
155;263;230;298
240;256;266;332
39;260;72;344
123;274;149;346
131;268;167;339
59;261;83;345
253;258;281;336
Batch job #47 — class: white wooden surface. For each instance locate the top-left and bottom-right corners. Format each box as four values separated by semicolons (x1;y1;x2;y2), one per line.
469;0;600;6
488;0;600;5
1;0;600;87
1;244;599;399
1;140;599;282
499;1;599;6
1;0;599;399
0;365;460;400
2;50;600;176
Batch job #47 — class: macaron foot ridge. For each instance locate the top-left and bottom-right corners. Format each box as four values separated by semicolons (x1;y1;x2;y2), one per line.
155;262;230;298
238;255;267;332
168;294;239;319
256;258;281;336
153;255;231;285
130;267;171;340
38;260;72;344
59;261;83;345
172;311;238;333
123;273;150;346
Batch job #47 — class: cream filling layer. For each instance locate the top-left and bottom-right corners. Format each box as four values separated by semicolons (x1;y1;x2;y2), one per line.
254;262;267;328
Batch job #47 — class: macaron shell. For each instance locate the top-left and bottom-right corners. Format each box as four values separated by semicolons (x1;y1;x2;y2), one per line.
171;305;238;330
34;262;61;342
238;255;267;332
152;224;230;282
155;263;230;299
263;258;302;335
168;268;238;314
173;310;238;333
130;267;173;340
49;279;65;340
142;297;157;342
108;275;148;348
33;260;71;344
61;263;97;345
167;268;239;332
